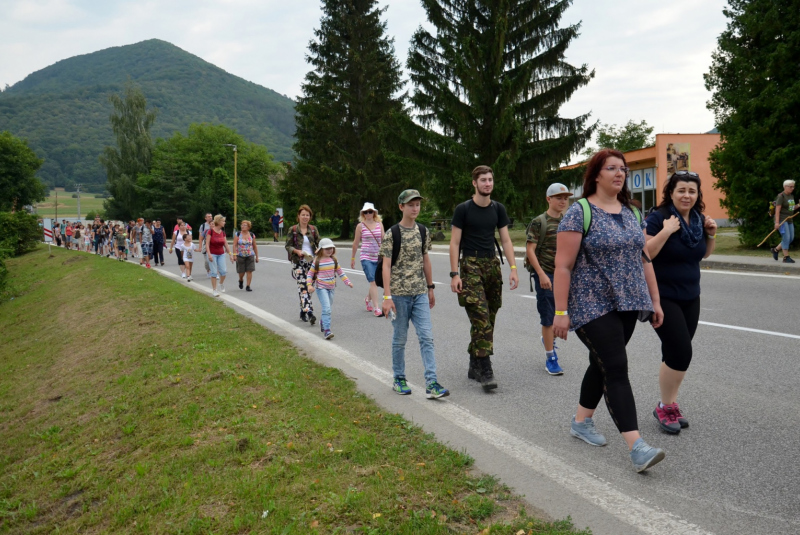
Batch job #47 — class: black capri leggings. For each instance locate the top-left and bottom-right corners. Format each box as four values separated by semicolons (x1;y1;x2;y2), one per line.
175;248;185;266
575;310;639;433
653;296;700;372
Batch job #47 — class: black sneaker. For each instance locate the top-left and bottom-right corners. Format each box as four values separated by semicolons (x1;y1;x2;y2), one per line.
239;280;244;289
300;311;308;322
246;286;252;292
784;256;796;264
308;314;317;326
771;247;779;261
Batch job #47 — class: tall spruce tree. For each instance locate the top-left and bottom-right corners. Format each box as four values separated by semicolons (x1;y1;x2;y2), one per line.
705;0;800;246
100;81;157;220
285;0;407;237
406;0;595;215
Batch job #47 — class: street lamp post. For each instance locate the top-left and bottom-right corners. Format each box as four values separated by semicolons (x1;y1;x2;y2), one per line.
223;144;238;230
75;183;82;220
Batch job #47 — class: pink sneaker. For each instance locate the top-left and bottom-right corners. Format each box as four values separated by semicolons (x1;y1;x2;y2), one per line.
669;402;689;428
365;297;373;312
373;308;385;318
653;403;681;434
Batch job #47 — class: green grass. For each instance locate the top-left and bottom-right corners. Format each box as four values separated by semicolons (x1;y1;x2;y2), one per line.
0;247;590;534
34;190;105;219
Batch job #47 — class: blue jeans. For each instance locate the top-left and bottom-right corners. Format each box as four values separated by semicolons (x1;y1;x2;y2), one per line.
361;259;378;283
779;222;795;251
532;272;555;326
208;253;227;277
316;288;334;330
391;294;437;385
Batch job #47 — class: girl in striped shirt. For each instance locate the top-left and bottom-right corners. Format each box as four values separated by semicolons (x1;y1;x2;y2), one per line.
307;238;354;340
350;202;385;316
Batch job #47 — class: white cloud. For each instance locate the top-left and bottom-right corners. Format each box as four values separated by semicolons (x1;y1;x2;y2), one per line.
0;0;730;141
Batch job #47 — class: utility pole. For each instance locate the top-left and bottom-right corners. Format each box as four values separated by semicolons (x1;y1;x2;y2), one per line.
55;189;58;222
76;183;83;221
222;144;238;231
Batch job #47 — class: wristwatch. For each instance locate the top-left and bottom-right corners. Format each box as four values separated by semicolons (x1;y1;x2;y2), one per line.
449;271;459;278
427;284;436;289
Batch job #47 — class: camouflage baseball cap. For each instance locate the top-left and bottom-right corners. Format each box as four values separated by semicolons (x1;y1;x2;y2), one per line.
398;189;424;204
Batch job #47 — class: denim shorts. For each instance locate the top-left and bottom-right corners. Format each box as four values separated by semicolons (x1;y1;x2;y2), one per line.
361;259;378;283
141;242;153;255
533;272;555;327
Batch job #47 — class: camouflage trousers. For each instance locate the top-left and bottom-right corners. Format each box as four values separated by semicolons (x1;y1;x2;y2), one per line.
458;256;503;357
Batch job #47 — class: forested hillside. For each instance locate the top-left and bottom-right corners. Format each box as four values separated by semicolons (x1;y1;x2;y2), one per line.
0;39;295;191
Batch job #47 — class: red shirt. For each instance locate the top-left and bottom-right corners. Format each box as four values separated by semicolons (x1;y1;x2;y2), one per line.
207;229;227;255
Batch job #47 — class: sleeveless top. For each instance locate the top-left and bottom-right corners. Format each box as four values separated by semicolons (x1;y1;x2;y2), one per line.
359;223;382;262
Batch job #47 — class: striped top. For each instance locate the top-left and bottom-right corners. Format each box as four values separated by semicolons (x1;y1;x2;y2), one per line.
307;257;351;290
359;223;382;262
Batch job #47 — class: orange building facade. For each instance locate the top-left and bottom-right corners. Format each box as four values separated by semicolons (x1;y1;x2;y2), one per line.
565;133;730;223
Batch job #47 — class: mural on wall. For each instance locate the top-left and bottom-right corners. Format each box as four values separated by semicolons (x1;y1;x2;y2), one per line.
667;143;691;174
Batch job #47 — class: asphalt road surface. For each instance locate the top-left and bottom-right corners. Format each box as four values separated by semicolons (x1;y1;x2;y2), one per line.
144;244;799;535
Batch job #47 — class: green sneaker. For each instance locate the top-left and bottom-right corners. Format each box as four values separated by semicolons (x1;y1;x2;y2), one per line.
392;377;411;395
425;381;450;399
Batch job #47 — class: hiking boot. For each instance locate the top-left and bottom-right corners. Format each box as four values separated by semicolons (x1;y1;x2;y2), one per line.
541;336;564;375
425;381;450;399
669;402;689;428
308;314;317;326
783;256;795;263
630;438;666;473
474;357;497;391
570;416;607;446
771;247;779;261
300;311;308;322
392;377;411;395
468;356;479;380
653;403;681;434
324;329;334;340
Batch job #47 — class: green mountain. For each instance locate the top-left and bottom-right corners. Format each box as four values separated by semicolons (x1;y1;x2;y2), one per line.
0;39;296;191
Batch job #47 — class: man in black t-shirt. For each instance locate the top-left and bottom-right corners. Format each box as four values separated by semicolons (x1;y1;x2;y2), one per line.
449;165;519;391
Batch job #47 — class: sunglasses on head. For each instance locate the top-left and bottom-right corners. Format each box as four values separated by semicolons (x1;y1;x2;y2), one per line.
363;210;374;214
674;171;699;178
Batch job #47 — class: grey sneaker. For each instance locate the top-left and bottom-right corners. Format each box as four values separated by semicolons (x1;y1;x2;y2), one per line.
570;416;607;446
630;438;666;473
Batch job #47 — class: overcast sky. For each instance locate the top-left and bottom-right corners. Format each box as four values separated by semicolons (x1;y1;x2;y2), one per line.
1;0;730;141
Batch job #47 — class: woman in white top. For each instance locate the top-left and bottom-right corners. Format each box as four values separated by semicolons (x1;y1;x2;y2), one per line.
169;221;191;278
350;202;385;316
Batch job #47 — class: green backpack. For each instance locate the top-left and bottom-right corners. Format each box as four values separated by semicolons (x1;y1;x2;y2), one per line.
576;198;642;235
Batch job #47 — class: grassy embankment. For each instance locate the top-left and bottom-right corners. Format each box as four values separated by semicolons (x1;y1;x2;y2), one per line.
35;190;105;219
0;247;590;534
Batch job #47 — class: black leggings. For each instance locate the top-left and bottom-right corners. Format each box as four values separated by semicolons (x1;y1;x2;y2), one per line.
575;310;639;433
152;243;164;264
653;296;700;372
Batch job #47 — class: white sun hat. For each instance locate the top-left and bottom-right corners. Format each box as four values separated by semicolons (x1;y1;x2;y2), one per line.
316;237;336;253
360;202;377;213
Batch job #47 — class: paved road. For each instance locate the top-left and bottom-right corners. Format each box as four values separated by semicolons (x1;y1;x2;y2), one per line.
147;245;799;535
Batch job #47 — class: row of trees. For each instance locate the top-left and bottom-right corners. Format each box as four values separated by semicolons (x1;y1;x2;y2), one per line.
283;0;597;232
100;84;283;236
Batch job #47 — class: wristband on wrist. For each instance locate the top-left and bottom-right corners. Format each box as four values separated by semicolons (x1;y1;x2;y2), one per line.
706;234;716;239
510;265;517;269
555;310;568;316
383;295;392;300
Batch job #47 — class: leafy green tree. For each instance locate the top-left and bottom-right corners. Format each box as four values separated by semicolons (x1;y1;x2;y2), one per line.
285;0;408;238
99;81;156;220
0;211;41;257
582;120;654;157
405;0;596;215
705;0;800;246
137;123;281;230
0;131;46;211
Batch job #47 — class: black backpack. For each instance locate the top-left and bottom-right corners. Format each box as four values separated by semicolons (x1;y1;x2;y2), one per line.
375;223;427;289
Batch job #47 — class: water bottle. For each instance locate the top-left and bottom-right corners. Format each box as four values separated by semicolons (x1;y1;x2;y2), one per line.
388;309;396;322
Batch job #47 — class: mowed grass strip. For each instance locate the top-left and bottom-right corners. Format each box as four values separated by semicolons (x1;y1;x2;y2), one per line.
35;191;105;219
0;247;589;535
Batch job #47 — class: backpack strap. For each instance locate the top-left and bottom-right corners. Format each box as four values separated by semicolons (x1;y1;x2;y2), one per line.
418;223;427;257
535;213;548;255
577;198;592;236
390;224;401;266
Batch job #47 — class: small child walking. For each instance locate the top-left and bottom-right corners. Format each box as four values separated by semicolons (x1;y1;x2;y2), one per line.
181;233;200;281
307;238;353;340
114;225;127;261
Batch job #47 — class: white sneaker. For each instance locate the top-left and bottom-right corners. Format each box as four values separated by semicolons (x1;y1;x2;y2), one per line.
212;289;219;297
181;273;186;278
220;284;225;293
187;276;193;282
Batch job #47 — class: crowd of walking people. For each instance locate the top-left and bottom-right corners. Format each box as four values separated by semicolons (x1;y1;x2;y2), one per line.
44;149;796;474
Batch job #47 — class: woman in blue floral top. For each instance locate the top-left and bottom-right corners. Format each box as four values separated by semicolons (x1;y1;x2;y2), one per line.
553;149;666;473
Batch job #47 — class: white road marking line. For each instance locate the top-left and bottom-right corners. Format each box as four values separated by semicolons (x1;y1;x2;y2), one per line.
152;265;713;535
702;269;800;279
698;321;800;340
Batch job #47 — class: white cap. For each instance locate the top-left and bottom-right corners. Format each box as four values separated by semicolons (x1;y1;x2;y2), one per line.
546;183;573;197
360;202;376;212
316;237;335;252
